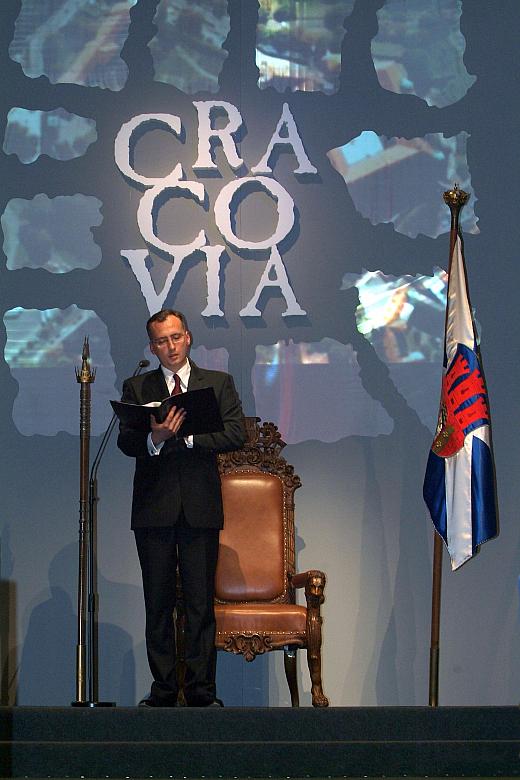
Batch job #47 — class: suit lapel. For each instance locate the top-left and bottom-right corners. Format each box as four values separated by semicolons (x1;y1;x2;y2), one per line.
141;367;169;403
187;359;206;391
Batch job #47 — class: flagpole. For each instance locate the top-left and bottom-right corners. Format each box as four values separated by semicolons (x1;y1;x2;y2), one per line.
73;337;96;706
428;184;469;707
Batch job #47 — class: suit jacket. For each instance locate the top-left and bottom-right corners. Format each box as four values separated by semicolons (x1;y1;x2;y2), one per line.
117;359;246;529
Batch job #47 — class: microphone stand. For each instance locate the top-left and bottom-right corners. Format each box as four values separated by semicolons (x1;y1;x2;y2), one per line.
74;358;150;707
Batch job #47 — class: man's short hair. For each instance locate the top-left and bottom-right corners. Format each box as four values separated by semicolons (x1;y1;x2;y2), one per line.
146;309;189;339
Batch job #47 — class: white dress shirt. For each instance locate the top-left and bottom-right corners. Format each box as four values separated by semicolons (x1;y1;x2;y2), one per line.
147;360;193;455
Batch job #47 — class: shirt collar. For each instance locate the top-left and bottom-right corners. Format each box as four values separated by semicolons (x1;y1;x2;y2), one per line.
161;358;191;391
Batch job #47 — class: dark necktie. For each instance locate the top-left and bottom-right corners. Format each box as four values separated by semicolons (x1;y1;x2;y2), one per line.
171;373;181;396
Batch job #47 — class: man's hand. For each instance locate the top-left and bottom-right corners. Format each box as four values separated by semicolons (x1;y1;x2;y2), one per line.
150;405;186;445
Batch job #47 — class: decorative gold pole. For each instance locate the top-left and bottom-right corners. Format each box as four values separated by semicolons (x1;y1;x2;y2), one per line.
428;185;469;707
73;337;96;705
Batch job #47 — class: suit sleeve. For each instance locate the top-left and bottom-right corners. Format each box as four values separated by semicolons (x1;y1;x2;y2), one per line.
193;374;246;454
116;378;152;458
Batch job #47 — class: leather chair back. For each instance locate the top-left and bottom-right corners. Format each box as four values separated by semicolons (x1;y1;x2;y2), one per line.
215;471;286;602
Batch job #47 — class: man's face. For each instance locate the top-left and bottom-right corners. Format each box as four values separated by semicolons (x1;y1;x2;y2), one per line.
149;315;191;373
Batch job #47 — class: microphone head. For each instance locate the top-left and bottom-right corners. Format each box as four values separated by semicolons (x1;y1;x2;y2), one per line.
139;359;150;368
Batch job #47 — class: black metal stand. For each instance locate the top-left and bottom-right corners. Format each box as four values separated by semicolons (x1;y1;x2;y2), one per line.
72;357;149;707
71;428;117;707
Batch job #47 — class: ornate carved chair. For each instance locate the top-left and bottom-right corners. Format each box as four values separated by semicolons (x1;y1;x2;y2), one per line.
214;417;328;707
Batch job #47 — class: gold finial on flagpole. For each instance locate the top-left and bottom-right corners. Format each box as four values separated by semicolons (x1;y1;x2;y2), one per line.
443;183;469;210
75;337;96;384
442;184;469;256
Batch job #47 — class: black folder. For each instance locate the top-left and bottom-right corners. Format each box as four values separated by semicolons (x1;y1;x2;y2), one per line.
110;386;224;437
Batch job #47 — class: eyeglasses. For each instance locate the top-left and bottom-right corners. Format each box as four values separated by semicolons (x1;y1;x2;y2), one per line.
151;333;187;348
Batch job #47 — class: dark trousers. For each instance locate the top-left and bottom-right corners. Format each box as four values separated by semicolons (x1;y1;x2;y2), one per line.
134;524;220;706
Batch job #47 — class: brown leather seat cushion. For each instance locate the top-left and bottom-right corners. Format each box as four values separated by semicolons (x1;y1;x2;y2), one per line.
215;603;307;647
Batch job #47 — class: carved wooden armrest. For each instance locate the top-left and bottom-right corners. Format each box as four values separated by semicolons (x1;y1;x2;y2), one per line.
289;569;326;609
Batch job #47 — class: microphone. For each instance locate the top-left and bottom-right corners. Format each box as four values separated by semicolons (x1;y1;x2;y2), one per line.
136;359;150;373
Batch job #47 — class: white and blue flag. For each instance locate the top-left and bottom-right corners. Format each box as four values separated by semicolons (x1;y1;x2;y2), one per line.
423;236;497;570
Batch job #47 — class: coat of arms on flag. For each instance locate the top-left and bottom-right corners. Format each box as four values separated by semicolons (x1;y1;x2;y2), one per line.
431;343;490;458
423;233;498;570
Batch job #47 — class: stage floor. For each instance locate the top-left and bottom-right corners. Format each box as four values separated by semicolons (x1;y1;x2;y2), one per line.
0;705;518;779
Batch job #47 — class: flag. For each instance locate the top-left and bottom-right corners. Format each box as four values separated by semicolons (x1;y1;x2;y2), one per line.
423;235;497;570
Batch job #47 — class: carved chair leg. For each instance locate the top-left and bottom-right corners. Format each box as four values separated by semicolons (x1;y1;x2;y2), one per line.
305;642;328;707
283;645;299;707
306;611;328;706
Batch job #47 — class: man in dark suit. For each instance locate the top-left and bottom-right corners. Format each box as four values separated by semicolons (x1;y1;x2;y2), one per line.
117;309;246;707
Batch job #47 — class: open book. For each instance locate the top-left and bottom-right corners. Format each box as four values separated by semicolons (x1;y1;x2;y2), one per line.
110;386;224;436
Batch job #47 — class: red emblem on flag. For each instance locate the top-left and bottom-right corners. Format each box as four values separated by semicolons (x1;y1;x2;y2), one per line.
432;347;489;458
